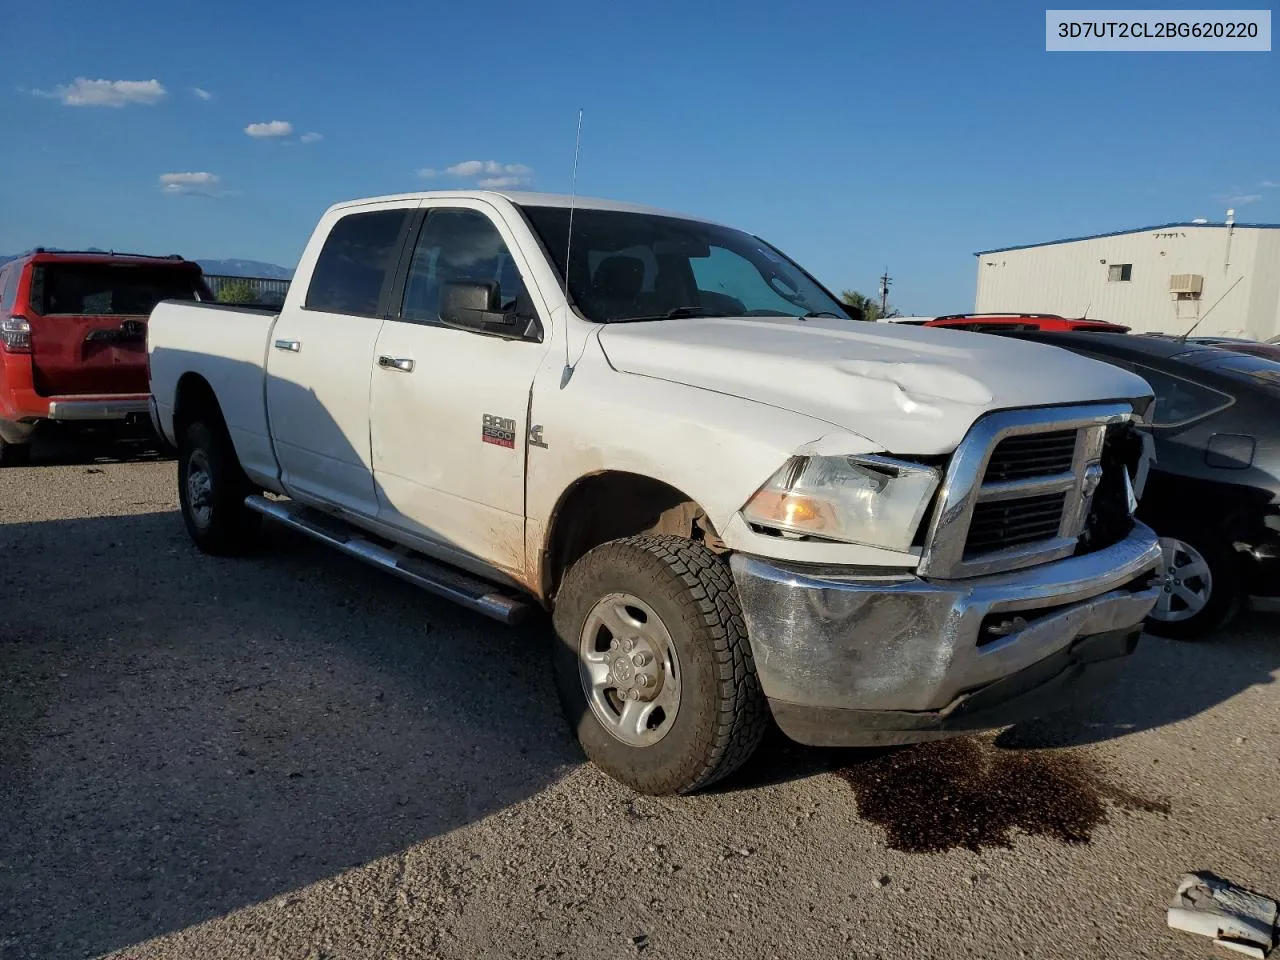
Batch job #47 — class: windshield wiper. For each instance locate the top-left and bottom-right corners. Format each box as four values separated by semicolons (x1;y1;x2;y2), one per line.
802;311;846;319
608;307;733;323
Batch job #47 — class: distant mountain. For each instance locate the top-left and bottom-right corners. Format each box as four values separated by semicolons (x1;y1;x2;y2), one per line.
0;250;292;281
197;259;294;280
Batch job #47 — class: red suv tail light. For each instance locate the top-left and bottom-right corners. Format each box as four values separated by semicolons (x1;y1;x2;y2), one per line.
1;316;31;353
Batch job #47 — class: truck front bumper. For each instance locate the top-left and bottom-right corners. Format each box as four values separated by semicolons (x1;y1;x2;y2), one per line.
730;522;1162;747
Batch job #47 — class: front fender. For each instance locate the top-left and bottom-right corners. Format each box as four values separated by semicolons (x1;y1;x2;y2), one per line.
526;342;921;571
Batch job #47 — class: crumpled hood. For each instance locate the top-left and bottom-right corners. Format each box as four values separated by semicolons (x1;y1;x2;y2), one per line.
596;317;1152;454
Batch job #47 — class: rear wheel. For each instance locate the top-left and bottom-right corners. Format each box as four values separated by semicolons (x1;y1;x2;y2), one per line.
1145;532;1240;640
177;419;260;555
0;437;30;467
552;535;769;795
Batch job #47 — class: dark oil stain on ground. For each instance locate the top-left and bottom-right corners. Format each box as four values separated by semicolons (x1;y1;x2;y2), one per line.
834;737;1169;854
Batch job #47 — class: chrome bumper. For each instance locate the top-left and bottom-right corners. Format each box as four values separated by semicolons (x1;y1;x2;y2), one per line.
730;522;1162;746
47;397;151;421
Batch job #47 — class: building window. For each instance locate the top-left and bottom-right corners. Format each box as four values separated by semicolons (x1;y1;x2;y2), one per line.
1107;263;1133;282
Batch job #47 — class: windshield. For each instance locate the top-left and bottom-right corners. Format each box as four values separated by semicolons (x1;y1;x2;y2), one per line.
520;205;852;324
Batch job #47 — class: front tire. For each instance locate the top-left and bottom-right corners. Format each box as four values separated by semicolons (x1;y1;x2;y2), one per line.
552;535;768;795
177;419;260;555
1144;532;1240;640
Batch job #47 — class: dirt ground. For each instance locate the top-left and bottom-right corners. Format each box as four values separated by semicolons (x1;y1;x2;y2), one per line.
2;442;1277;960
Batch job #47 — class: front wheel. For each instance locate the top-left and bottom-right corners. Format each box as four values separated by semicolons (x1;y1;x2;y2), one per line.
1144;533;1240;641
551;535;769;795
177;419;261;555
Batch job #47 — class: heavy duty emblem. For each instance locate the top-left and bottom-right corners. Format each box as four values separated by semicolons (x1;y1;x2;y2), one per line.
528;424;548;449
481;414;516;449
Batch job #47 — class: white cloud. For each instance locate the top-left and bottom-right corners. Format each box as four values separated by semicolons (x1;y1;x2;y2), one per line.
444;160;532;178
299;131;323;144
417;168;438;178
1262;180;1280;189
477;176;531;189
192;87;214;101
446;160;487;177
159;172;226;197
34;78;166;107
1216;193;1263;205
245;120;294;139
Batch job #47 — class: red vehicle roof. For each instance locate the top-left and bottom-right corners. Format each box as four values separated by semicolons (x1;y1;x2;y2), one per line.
925;313;1130;333
13;249;198;268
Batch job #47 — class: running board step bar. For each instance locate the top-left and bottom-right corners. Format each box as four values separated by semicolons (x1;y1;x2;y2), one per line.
243;495;530;625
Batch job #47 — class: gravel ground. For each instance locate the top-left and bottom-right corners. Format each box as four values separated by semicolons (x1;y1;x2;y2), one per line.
2;442;1278;960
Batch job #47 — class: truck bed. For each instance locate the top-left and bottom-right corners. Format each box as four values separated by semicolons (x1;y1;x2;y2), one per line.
147;299;281;486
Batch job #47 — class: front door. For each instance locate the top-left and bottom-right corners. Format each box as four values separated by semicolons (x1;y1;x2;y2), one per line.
369;202;550;582
267;204;415;517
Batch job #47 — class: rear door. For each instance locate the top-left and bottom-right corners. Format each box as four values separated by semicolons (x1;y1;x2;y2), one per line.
266;203;417;517
26;260;206;396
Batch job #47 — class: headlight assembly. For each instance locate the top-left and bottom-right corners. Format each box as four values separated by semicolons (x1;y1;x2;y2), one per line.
742;454;941;552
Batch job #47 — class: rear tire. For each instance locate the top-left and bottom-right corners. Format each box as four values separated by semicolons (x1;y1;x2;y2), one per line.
551;534;769;795
177;419;260;555
0;438;30;467
1144;531;1240;641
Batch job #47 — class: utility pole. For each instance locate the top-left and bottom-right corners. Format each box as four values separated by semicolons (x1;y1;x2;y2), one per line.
878;268;892;317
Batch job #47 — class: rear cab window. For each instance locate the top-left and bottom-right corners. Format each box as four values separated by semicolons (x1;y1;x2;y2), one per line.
28;262;207;317
304;209;413;317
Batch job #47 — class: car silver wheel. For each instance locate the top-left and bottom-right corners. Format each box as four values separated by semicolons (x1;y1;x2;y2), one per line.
1152;536;1213;622
186;448;214;530
578;593;681;747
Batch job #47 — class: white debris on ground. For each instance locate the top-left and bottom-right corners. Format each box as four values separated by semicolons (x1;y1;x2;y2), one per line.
1167;872;1278;958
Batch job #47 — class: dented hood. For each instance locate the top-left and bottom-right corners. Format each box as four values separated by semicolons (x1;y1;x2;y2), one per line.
596;317;1152;454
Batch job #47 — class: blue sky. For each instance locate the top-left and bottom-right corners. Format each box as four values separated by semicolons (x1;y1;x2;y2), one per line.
0;0;1275;313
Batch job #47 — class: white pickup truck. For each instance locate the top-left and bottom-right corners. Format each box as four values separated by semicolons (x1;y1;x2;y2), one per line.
148;190;1163;795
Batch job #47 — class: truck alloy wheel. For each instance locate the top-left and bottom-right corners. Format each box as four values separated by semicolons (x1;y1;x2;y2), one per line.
578;593;681;747
184;447;215;530
551;534;768;795
177;419;260;555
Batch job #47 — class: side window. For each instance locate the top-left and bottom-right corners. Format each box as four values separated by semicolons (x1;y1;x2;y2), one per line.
401;208;527;323
0;265;13;312
305;209;411;317
690;246;798;314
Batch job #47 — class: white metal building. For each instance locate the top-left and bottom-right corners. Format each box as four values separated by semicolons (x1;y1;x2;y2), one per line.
974;217;1280;339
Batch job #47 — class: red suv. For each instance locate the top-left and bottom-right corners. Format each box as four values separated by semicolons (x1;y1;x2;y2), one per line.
924;313;1130;333
0;250;211;465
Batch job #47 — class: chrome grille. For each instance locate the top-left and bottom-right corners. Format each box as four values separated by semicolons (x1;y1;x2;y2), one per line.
984;430;1077;482
918;404;1135;579
965;492;1067;557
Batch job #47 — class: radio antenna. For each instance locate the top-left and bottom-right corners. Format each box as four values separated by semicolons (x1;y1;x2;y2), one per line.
560;109;583;387
564;108;583;304
1180;274;1244;342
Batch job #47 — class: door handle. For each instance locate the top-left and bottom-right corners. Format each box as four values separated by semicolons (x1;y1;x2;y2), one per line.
377;356;414;373
274;339;301;353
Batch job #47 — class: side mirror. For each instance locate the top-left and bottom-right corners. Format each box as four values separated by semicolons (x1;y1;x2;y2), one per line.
439;281;518;334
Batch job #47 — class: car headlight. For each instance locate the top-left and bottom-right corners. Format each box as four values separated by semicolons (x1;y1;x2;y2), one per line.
742;454;941;552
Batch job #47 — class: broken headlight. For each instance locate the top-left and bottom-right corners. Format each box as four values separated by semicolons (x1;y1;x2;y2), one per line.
742;455;941;552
